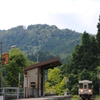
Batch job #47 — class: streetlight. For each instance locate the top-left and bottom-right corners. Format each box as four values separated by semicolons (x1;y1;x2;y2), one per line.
11;45;17;48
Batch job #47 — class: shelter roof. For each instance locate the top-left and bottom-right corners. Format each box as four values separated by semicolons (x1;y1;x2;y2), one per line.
24;58;62;71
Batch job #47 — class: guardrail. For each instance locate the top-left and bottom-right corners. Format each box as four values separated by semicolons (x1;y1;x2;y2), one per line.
0;87;25;100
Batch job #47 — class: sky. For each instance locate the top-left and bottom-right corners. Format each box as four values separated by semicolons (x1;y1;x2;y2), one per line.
0;0;100;34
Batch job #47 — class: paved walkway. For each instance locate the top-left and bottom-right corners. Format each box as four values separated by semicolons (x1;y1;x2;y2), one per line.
14;95;71;100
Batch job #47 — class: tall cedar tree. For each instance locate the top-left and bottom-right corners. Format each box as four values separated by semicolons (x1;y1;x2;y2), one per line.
96;15;100;52
63;31;99;94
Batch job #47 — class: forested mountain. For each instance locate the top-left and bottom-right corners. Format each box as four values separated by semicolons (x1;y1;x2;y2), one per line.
1;17;100;96
0;24;81;63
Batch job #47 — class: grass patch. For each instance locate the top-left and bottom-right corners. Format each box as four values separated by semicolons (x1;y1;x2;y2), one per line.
72;95;100;100
94;95;100;100
72;95;79;100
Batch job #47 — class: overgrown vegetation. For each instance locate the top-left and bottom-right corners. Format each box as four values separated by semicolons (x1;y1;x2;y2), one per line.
95;95;100;100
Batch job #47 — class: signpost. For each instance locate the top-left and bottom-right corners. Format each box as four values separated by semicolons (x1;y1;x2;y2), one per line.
65;77;69;83
65;76;69;96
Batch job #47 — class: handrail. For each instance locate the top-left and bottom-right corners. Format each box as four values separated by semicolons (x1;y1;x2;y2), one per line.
0;87;25;100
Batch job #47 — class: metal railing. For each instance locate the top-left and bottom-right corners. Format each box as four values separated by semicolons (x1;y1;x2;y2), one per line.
0;87;25;100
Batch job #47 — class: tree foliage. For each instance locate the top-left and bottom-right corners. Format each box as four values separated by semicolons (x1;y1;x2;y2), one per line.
27;51;61;63
45;16;100;95
0;24;81;63
45;68;67;95
61;30;100;95
96;15;100;52
48;68;61;86
6;48;33;87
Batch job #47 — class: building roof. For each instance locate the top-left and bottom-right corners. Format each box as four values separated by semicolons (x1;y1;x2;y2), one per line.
24;58;62;71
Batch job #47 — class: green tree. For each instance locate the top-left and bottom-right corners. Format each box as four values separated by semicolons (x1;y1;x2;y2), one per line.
45;68;67;95
96;15;100;52
78;69;91;80
45;68;61;94
81;31;90;50
55;77;67;95
48;68;61;86
64;32;99;94
90;36;98;55
6;48;33;87
0;24;81;64
60;64;67;81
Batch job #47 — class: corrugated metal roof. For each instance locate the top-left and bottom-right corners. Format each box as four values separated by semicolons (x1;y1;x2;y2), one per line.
24;58;62;71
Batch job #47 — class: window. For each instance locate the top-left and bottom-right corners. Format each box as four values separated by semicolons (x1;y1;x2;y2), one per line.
84;85;87;89
88;83;92;89
79;83;83;88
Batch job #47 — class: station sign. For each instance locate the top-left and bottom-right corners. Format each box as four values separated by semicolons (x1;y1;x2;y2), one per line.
31;82;36;87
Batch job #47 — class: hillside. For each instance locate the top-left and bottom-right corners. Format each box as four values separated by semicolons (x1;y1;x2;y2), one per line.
0;24;82;63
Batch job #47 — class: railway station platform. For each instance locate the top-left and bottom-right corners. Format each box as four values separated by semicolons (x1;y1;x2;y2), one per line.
14;95;71;100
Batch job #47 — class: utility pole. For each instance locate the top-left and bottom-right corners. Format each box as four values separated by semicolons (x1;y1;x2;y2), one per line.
4;62;6;87
1;42;3;96
37;54;39;63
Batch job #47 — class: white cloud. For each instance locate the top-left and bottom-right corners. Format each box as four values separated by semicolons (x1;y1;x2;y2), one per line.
0;0;100;34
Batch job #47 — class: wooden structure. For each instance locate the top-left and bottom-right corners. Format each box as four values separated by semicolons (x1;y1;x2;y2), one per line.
24;58;62;97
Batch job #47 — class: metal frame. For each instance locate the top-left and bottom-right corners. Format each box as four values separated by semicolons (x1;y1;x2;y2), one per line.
0;87;25;100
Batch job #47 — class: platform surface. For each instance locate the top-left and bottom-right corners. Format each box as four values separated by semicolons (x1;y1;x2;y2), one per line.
14;95;71;100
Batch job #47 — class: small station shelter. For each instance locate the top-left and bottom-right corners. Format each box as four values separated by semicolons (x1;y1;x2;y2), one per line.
24;58;62;98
